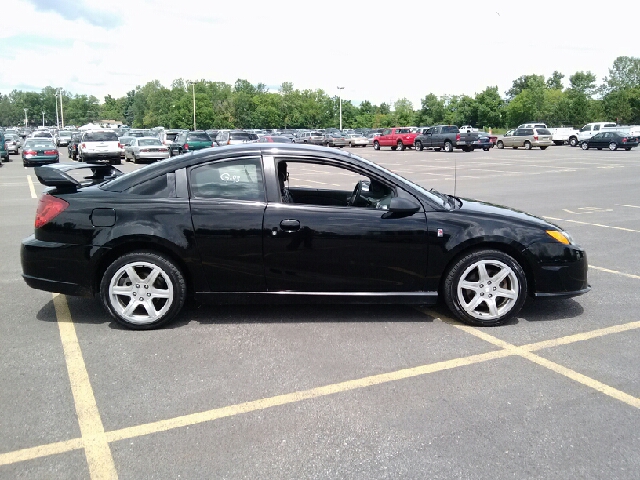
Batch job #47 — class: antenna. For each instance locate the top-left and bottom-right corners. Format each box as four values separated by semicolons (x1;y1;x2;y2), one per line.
453;156;457;198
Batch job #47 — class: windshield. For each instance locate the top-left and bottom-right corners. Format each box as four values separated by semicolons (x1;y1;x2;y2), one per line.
139;139;162;146
442;126;459;133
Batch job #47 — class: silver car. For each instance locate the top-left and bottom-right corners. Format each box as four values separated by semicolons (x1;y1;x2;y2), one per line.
4;134;20;154
496;128;553;150
124;137;170;164
344;133;368;147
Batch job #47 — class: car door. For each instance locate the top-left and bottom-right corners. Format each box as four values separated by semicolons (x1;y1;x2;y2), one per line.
188;156;267;292
262;156;429;293
590;133;604;148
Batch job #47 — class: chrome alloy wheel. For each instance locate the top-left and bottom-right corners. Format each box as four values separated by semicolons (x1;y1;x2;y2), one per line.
456;259;519;320
108;261;174;325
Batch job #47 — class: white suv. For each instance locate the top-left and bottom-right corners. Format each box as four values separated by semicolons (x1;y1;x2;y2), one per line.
575;122;617;145
78;130;121;164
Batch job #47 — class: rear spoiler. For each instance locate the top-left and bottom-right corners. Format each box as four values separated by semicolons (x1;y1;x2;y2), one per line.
34;163;123;189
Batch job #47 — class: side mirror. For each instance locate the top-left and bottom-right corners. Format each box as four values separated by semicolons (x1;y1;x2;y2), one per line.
388;197;420;214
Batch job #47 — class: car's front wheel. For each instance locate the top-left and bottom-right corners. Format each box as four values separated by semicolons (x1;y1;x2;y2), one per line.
443;249;527;327
373;141;380;150
609;142;617;151
581;142;589;150
415;140;423;151
397;140;405;151
100;252;186;330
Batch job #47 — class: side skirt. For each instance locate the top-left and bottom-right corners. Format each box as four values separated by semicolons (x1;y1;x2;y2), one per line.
194;291;439;305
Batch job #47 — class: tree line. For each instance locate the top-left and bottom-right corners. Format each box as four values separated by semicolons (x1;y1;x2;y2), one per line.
1;56;639;130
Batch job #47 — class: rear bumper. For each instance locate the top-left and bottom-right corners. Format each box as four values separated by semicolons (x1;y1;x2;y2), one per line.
138;151;170;161
21;235;97;297
82;151;120;161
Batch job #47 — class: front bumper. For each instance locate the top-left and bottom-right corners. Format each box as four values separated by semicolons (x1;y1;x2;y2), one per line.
525;241;590;297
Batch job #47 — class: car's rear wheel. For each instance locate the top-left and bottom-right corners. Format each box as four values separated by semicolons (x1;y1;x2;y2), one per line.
581;142;589;150
373;141;380;150
524;141;532;150
483;147;490;151
444;249;527;327
609;142;617;151
397;140;405;151
625;147;632;151
100;252;186;330
415;140;423;151
443;141;453;152
540;146;548;150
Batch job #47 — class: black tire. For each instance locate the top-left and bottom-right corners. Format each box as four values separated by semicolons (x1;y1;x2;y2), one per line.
391;145;397;151
112;158;121;165
415;140;423;151
397;140;405;151
443;141;453;152
483;147;490;151
625;147;632;151
443;249;527;327
133;155;139;164
540;146;548;150
524;141;532;150
100;251;186;330
597;148;602;150
373;141;380;150
553;141;563;146
569;137;578;147
434;147;441;152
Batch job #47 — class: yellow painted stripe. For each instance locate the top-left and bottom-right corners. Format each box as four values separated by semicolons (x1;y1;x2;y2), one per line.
520;351;640;409
105;348;513;443
590;265;640;280
523;322;640;351
420;310;640;409
0;438;83;467
53;294;118;480
26;175;37;199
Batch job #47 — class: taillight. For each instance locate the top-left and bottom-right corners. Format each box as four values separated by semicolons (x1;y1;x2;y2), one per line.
533;135;538;141
44;150;57;155
140;148;149;152
622;138;627;143
118;143;123;148
81;143;86;149
24;150;37;156
35;195;69;228
456;133;460;141
183;143;189;150
227;139;231;145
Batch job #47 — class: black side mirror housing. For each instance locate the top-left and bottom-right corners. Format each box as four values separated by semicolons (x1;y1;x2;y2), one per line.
388;197;420;214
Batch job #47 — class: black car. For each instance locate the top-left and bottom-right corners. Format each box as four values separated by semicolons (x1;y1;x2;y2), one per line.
21;144;589;330
580;131;638;151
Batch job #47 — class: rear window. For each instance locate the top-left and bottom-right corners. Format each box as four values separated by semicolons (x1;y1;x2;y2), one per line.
34;132;52;137
536;128;551;135
84;132;118;142
165;133;180;141
139;139;162;146
187;133;211;141
229;132;251;140
59;131;72;137
25;141;55;148
396;128;411;134
441;126;459;133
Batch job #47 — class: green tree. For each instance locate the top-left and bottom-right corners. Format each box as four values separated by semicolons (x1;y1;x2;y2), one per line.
393;98;414;126
475;86;504;128
506;74;545;99
546;71;565;90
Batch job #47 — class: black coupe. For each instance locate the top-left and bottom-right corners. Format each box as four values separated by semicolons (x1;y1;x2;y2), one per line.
21;144;589;329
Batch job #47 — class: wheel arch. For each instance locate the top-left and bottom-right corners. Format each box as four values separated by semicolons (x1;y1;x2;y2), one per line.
92;239;195;297
438;240;535;298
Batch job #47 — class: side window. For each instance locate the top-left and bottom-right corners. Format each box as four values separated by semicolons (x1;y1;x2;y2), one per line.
382;129;391;135
190;157;264;202
593;125;600;131
127;173;176;197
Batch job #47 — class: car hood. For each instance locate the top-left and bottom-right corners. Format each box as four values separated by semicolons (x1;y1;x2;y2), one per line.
457;198;556;229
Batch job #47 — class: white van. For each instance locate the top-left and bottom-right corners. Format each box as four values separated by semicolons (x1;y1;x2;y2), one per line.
575;122;617;144
601;125;640;138
517;122;547;129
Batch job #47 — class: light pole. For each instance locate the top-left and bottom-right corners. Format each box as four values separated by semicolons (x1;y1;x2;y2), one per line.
55;91;60;129
42;110;46;127
337;86;344;131
187;81;196;130
58;89;65;128
24;108;28;127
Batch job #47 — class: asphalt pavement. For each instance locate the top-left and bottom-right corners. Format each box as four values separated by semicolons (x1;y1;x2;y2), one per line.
1;143;639;479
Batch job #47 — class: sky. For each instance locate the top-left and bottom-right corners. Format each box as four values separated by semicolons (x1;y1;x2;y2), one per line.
1;0;637;108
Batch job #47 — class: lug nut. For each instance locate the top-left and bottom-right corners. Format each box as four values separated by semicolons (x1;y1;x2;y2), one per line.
133;292;137;296
136;284;140;288
488;281;492;285
144;285;149;289
480;293;484;296
147;293;151;297
493;287;496;291
488;294;493;298
479;284;484;288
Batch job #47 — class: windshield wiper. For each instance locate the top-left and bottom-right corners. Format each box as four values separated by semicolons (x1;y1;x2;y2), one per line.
429;188;453;209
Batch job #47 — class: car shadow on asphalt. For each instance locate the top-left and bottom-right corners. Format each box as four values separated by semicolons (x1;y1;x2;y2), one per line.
35;295;584;330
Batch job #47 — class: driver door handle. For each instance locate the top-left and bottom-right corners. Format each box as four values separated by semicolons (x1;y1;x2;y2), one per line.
280;219;300;231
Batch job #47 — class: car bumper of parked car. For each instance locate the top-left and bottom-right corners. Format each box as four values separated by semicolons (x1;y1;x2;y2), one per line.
82;151;120;162
138;151;170;161
533;140;554;148
525;242;590;297
23;155;59;166
21;235;95;297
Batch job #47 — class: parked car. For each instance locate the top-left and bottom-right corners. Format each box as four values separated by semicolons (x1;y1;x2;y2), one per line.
413;126;483;152
0;131;8;162
169;131;213;156
78;130;122;165
124;137;171;163
56;131;73;147
127;129;153;138
214;131;255;146
4;134;20;155
373;127;418;151
323;133;348;148
496;128;553;150
21;144;589;330
118;136;136;159
579;132;638;151
159;129;184;146
344;133;368;147
21;139;59;167
548;127;579;146
294;131;325;145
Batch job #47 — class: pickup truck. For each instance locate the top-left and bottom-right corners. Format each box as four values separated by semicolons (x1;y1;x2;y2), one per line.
372;127;418;151
413;125;483;152
548;127;579;146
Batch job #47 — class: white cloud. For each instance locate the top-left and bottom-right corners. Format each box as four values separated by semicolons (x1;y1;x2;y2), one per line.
0;0;635;106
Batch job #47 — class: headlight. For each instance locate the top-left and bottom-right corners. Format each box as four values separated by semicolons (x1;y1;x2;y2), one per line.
546;229;573;245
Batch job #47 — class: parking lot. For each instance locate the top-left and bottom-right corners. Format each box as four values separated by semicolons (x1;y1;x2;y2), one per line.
1;144;639;479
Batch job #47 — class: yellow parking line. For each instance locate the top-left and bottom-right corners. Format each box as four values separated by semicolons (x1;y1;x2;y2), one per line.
421;309;640;410
0;438;83;467
523;321;640;351
26;175;37;199
105;349;512;443
589;265;640;280
53;294;117;479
